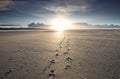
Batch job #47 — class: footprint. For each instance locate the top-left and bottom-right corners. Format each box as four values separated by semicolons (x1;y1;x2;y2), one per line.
55;53;59;56
50;60;56;64
59;46;62;48
63;52;68;55
50;70;55;73
48;73;55;79
25;69;29;73
4;69;12;76
8;58;12;61
66;57;73;62
48;60;56;68
48;70;56;79
67;48;70;51
64;65;71;70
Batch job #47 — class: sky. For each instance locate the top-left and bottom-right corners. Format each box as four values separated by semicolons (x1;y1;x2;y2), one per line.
0;0;120;27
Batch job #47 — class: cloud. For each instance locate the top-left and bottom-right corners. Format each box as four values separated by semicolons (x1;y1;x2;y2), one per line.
0;0;95;18
0;24;20;26
72;22;95;29
11;0;55;18
12;0;95;17
45;0;96;15
28;22;49;28
0;0;14;11
28;22;120;29
72;22;120;29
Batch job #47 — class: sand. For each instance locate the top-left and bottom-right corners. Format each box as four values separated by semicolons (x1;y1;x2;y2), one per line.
0;30;120;79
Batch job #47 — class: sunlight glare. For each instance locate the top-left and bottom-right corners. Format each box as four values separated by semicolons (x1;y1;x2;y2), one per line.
51;17;71;31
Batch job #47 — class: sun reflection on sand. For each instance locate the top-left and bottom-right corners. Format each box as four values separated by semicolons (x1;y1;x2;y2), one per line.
55;31;65;38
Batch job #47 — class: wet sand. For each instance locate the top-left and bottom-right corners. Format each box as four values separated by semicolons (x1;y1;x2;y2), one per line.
0;30;120;79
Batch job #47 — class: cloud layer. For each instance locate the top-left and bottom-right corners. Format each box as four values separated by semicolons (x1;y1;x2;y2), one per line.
0;0;120;25
72;22;120;29
45;0;96;16
0;0;14;11
27;22;120;29
28;22;49;28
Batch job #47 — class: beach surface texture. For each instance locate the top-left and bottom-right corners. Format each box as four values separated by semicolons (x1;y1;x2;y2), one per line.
0;30;120;79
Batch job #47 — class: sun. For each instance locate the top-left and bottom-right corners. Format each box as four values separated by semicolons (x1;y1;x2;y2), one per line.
51;17;71;31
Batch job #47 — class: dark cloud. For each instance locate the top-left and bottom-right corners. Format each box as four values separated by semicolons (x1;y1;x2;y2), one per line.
0;0;15;11
72;22;120;29
28;22;49;28
0;24;20;27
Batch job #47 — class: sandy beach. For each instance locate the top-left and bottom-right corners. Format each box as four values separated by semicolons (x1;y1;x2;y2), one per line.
0;30;120;79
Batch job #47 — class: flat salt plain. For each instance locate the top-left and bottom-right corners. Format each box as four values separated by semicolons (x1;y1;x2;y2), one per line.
0;30;120;79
